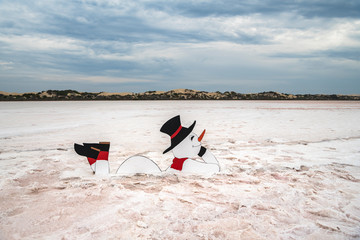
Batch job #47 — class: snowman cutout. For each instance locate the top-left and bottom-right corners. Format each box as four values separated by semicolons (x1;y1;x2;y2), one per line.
74;115;220;175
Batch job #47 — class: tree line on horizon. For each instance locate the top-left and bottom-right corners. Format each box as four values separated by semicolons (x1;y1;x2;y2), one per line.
0;89;359;101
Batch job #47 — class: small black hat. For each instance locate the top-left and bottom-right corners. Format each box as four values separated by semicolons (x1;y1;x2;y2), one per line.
160;115;196;154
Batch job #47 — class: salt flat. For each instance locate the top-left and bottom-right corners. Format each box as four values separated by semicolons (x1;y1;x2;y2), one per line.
0;101;360;239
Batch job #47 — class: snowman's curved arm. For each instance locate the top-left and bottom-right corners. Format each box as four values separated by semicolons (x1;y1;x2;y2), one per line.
182;159;220;173
198;147;219;167
181;147;220;173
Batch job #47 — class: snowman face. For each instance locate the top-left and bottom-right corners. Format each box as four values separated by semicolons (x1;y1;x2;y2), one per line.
172;132;201;158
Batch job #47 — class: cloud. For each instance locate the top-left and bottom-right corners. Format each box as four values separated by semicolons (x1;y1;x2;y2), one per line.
0;61;14;70
38;74;155;84
0;0;360;93
144;0;360;19
0;34;84;52
271;47;360;62
323;48;360;61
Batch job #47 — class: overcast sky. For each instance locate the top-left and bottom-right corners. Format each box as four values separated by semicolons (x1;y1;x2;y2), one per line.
0;0;359;94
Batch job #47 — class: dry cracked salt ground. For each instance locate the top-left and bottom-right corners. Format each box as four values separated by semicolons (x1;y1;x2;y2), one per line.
0;100;360;239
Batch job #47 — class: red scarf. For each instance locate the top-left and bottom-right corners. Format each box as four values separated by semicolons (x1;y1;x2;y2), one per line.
170;157;188;171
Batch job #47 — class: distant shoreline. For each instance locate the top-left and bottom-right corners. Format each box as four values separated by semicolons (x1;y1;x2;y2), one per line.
1;89;359;101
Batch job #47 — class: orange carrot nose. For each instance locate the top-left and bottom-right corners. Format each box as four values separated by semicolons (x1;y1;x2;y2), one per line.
198;129;206;142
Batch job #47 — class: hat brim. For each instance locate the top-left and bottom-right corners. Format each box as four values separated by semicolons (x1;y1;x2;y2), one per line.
163;120;196;154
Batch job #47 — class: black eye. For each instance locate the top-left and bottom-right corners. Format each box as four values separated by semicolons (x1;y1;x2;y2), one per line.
190;136;194;141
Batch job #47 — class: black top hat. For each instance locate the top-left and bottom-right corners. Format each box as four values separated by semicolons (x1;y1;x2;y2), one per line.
160;115;196;154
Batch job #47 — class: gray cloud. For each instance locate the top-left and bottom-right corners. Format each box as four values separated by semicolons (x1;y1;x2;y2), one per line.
322;48;360;61
271;47;360;62
145;0;360;18
0;0;359;94
0;0;276;44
